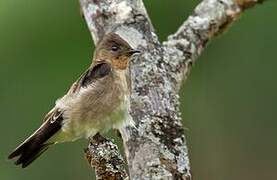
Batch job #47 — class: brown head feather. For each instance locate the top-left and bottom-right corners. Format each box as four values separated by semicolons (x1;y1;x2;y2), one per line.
95;33;139;70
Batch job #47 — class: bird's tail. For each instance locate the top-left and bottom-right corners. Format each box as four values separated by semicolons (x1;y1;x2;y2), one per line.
8;114;63;168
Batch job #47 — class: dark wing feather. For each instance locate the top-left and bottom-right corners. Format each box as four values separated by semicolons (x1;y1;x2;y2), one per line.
81;62;111;87
70;62;111;94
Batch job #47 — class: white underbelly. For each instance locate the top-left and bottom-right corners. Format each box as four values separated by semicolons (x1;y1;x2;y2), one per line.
59;95;130;141
88;100;132;137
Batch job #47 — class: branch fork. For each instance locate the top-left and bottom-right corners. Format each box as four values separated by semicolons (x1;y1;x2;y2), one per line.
80;0;264;179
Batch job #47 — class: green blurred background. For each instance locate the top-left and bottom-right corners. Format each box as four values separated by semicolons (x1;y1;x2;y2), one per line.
0;0;276;179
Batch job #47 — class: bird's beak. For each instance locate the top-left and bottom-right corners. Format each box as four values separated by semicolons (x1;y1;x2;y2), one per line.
127;49;141;56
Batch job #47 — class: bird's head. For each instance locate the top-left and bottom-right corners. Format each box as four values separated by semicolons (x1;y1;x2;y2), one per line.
95;33;140;70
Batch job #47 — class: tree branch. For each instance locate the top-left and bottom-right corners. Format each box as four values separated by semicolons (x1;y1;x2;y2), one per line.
163;0;264;89
79;0;263;179
85;133;128;180
79;0;155;43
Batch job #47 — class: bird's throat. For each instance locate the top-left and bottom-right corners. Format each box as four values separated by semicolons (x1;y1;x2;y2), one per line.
112;56;129;70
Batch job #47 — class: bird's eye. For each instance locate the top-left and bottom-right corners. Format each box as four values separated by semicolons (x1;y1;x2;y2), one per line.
111;45;119;52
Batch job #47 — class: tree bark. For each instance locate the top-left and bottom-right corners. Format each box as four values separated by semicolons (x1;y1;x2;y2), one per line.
85;133;128;180
79;0;264;179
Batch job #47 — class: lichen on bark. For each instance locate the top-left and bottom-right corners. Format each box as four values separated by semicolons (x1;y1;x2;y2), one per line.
80;0;264;179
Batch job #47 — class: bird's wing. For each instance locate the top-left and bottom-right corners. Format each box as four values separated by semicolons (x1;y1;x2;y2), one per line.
43;61;112;122
43;108;63;122
68;61;112;94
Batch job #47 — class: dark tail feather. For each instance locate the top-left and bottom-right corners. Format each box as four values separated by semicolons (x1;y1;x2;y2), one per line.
14;143;50;168
8;113;63;168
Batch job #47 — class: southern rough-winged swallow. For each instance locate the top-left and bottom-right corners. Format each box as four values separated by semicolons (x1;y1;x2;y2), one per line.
8;32;140;168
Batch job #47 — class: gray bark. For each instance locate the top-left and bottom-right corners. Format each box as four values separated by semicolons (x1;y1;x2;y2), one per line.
79;0;263;179
85;133;128;180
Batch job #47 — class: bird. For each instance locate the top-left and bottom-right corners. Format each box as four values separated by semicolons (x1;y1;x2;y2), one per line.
8;32;140;168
